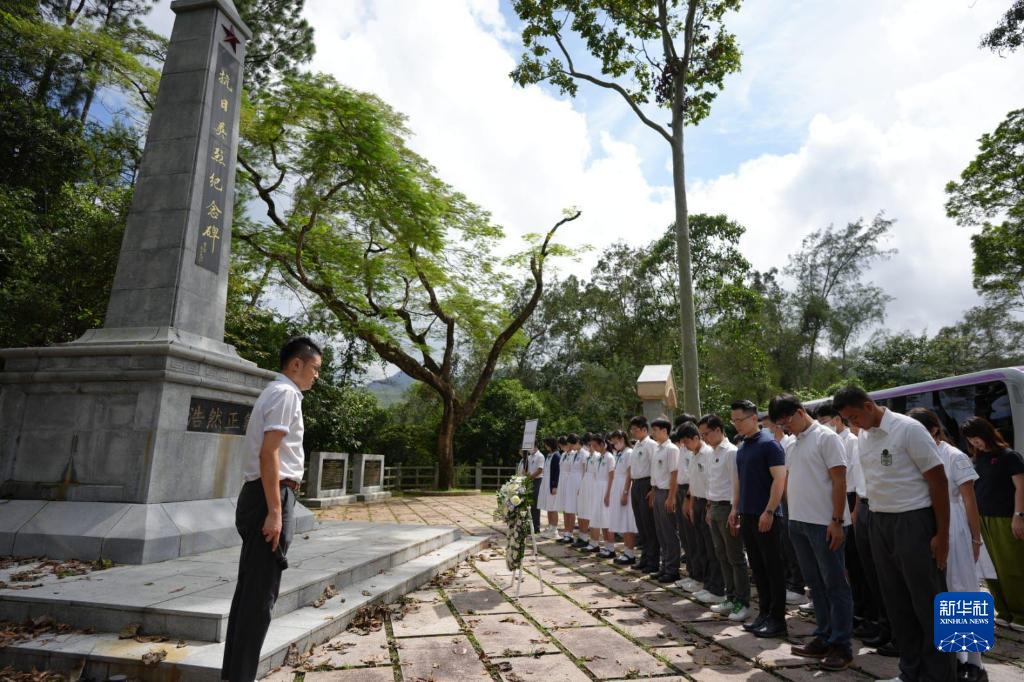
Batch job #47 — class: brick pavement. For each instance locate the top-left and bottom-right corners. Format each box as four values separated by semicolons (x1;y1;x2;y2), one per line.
264;493;1024;681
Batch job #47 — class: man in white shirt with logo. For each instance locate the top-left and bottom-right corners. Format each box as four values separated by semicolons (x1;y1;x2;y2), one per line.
628;416;661;574
834;386;955;682
647;418;680;582
222;337;321;682
769;395;854;671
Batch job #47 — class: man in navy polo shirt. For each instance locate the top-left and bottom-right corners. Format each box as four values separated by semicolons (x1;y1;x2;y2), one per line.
727;399;789;638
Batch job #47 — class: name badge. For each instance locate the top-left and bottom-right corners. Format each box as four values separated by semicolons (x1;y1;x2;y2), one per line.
881;449;892;467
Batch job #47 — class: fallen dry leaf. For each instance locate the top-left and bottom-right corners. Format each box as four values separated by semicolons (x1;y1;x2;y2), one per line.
118;623;141;639
141;648;167;665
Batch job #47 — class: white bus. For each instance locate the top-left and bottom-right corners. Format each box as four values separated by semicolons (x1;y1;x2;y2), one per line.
803;367;1024;452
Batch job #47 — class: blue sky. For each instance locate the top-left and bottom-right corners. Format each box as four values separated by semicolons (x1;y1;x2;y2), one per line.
140;0;1024;337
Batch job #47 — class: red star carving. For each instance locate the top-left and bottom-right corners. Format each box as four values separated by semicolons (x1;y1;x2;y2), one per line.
222;23;240;53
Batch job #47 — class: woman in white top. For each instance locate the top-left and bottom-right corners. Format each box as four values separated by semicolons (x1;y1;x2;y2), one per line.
557;435;585;543
585;434;614;553
574;437;595;548
606;430;638;563
908;408;986;680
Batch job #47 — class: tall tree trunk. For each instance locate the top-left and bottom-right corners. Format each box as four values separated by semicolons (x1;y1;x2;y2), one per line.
436;398;457;490
671;122;701;415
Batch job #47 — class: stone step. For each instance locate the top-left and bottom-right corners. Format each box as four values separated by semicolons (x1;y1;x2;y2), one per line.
0;535;490;681
0;521;462;642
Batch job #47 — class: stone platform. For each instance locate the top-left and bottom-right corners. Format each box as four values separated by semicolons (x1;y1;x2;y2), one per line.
0;521;488;680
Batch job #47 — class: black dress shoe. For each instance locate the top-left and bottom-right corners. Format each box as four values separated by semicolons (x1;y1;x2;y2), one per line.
630;562;649;571
875;641;899;657
572;538;589;548
597;548;615;559
646;565;662;575
854;622;879;639
743;614;769;632
819;645;853;671
614;554;636;565
791;637;830;658
657;572;681;583
861;633;889;648
752;618;787;639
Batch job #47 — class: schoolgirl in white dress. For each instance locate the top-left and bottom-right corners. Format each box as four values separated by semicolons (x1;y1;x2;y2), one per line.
573;439;595;548
581;434;607;551
557;435;584;543
589;435;617;557
607;431;638;563
909;408;987;680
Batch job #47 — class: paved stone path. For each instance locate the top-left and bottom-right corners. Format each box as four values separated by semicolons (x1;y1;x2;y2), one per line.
262;494;1024;681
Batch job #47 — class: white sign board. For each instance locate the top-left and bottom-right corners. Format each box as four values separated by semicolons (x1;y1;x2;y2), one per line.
521;419;538;451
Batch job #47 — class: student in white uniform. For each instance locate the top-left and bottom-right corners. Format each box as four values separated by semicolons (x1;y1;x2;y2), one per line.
557;434;584;543
648;418;681;583
607;430;638;564
539;436;562;539
587;434;616;555
909;408;987;682
574;435;595;549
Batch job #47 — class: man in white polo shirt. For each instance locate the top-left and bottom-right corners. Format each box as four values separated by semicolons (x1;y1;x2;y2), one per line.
769;395;853;671
834;386;955;682
222;337;321;682
647;418;681;583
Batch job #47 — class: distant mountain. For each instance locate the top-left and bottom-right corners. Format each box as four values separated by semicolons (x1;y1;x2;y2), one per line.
365;371;414;406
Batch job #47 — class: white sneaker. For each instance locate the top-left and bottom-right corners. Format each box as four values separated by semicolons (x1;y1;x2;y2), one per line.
692;589;711;601
798;601;815;613
876;678;902;682
701;592;726;604
728;604;751;621
681;579;702;592
710;600;734;614
1010;622;1024;632
995;617;1011;627
786;589;807;604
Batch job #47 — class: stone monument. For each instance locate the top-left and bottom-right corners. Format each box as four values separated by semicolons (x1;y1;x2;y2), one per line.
635;364;678;422
351;453;390;502
0;0;312;564
304;452;356;508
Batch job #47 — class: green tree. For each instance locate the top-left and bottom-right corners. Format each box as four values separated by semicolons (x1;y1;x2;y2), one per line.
945;109;1024;306
454;379;546;466
981;0;1024;53
509;0;743;415
783;214;895;386
235;0;314;90
236;74;579;489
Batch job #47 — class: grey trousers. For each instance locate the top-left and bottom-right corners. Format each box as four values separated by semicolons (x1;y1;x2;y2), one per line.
653;488;680;575
222;480;297;682
708;501;750;605
631;477;659;568
870;507;956;682
675;485;698;577
693;497;725;595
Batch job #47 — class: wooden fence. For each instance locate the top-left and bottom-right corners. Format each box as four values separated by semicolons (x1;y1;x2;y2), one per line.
381;463;518;491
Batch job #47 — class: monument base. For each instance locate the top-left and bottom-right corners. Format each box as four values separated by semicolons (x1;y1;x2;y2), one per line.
0;497;316;564
302;494;359;509
357;490;393;503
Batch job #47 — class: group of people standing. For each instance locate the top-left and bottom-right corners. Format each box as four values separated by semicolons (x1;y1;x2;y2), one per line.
519;387;1024;682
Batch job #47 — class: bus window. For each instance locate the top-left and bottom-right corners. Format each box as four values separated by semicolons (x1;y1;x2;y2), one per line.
936;381;1013;452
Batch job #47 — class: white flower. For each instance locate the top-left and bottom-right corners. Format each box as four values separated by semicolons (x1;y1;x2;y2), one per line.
510;495;522;506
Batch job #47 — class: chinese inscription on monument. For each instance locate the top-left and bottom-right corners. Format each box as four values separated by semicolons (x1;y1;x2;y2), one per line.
195;32;242;273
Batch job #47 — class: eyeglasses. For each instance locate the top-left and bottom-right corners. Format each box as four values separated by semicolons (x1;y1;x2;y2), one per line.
775;414;795;427
730;414;756;425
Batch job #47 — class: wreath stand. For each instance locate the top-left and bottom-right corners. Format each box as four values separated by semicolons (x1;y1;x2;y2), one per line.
508;528;544;599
